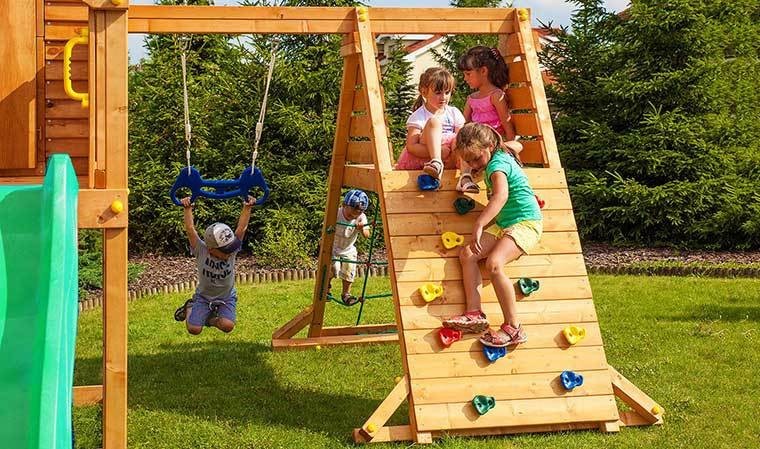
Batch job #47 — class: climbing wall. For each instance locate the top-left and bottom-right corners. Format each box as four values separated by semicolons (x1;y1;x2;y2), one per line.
379;169;619;436
352;8;661;444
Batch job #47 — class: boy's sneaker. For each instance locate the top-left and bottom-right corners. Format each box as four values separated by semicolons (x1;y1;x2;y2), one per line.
173;298;193;322
442;311;489;334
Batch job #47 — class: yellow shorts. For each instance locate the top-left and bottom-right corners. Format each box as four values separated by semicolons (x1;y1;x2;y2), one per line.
484;220;543;254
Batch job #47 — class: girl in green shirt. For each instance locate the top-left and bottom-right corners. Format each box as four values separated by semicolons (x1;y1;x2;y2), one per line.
442;123;543;348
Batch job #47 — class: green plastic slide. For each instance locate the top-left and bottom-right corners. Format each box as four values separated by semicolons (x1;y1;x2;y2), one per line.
0;155;79;449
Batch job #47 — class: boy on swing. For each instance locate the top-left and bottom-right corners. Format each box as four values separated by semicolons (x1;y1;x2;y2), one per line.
174;195;255;334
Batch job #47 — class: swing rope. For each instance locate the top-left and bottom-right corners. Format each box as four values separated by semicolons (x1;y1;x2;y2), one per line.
180;45;192;175
252;38;278;170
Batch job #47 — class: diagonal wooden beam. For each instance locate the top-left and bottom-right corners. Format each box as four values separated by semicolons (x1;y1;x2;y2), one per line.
353;375;410;442
271;306;313;340
609;365;664;425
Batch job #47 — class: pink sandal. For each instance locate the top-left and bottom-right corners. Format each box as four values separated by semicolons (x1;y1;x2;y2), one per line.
456;172;480;194
479;323;528;348
442;311;489;334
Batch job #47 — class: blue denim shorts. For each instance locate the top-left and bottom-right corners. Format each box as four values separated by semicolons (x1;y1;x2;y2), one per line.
187;293;237;327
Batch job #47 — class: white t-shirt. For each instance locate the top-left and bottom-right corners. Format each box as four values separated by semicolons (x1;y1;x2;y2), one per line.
406;105;465;140
333;207;368;255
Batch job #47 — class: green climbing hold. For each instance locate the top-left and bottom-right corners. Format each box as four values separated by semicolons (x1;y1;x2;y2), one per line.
518;277;540;296
472;395;496;415
454;197;475;215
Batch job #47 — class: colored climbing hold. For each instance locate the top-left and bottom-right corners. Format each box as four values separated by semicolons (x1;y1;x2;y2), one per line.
535;194;545;209
562;325;586;345
394;376;402;384
517;8;529;21
110;199;124;214
441;231;465;250
366;422;377;433
517;278;540;296
651;405;662;415
438;328;462;348
454;197;476;215
417;174;440;191
472;395;496;415
482;345;507;362
560;370;584;390
419;283;444;303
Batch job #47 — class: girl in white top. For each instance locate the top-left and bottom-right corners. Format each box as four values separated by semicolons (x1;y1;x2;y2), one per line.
396;67;465;179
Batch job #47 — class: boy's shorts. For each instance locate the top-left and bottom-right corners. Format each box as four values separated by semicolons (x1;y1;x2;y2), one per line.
187;292;237;327
333;247;358;283
484;220;543;254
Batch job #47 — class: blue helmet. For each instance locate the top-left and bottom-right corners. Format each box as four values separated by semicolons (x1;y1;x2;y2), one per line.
343;189;369;211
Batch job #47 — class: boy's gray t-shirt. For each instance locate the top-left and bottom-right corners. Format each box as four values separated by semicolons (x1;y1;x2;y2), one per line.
193;240;238;300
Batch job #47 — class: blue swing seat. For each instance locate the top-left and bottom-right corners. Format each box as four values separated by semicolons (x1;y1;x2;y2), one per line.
169;165;270;206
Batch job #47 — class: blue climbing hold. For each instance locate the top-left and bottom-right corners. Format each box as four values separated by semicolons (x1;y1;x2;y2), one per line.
482;345;507;362
417;174;440;191
560;370;584;391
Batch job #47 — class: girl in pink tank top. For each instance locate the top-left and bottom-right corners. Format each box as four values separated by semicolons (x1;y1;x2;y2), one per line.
455;46;520;193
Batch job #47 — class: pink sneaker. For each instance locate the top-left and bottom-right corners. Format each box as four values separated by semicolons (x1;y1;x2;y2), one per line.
479;323;528;348
442;311;489;334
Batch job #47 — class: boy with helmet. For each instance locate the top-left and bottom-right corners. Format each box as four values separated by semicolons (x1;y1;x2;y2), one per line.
332;189;371;305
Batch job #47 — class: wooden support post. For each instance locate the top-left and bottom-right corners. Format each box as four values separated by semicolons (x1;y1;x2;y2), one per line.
92;5;129;449
509;8;561;168
306;38;360;338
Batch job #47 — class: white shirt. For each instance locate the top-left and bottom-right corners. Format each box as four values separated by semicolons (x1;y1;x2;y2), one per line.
406;105;465;139
333;207;368;254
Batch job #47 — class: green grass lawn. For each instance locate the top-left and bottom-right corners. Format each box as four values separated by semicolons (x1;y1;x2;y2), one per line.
73;275;760;448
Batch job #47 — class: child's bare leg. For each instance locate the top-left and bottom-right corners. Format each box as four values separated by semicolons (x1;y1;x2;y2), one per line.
484;237;524;326
420;117;443;161
458;233;500;312
341;279;352;298
185;305;203;335
210;317;235;333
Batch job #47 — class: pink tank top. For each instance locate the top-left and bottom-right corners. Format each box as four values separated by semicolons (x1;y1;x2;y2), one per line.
466;90;508;134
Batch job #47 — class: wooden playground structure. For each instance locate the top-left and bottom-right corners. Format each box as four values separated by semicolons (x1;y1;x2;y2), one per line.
0;1;662;447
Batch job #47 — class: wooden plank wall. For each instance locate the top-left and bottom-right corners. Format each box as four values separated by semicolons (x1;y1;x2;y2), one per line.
0;0;38;170
0;0;90;184
44;0;90;182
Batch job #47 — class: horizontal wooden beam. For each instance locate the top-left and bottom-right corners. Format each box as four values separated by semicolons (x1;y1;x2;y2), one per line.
320;323;397;336
272;333;398;351
127;6;515;35
78;188;128;229
73;385;103;406
343;164;377;192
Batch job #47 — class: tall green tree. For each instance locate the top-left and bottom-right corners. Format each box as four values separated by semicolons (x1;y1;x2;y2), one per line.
544;0;760;248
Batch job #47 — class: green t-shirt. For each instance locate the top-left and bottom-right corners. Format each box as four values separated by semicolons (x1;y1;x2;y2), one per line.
484;150;542;228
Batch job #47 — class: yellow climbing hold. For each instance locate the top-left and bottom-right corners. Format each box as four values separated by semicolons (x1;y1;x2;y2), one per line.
110;199;124;214
517;8;529;21
651;405;662;415
367;423;377;433
441;231;465;249
419;283;444;303
357;6;369;22
562;325;586;345
394;376;402;383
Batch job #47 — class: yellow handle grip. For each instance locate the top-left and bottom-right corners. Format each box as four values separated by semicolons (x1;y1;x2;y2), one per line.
64;29;89;108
